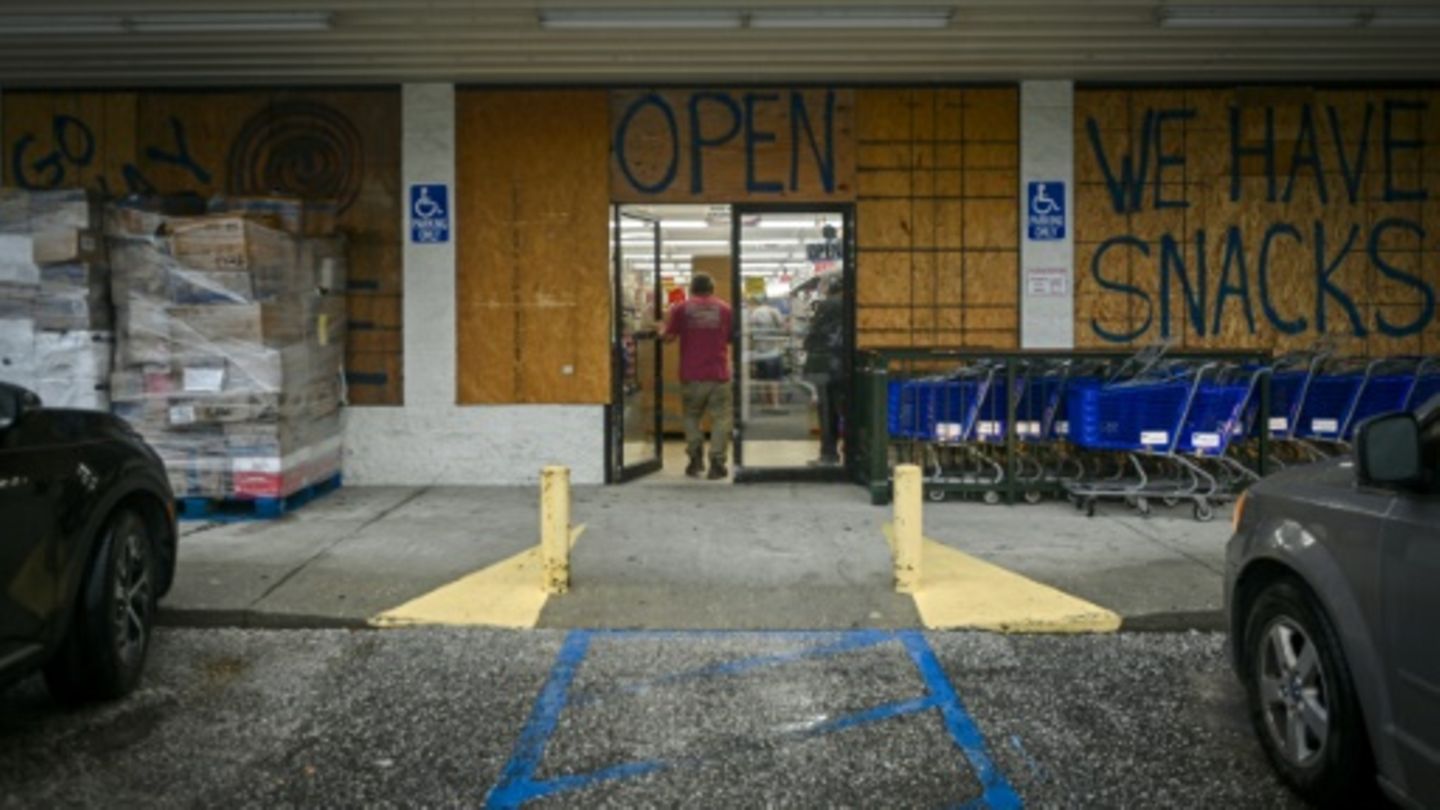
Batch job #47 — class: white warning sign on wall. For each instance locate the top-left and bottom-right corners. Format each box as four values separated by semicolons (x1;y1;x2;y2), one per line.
1025;267;1070;298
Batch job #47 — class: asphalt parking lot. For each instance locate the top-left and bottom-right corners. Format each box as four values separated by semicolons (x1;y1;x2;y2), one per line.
0;627;1306;808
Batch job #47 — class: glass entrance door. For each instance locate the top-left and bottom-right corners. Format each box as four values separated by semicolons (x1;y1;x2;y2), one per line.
731;206;853;481
609;209;663;482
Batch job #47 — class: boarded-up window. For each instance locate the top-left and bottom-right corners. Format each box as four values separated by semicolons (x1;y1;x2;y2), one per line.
854;88;1020;350
456;90;611;405
1075;87;1440;356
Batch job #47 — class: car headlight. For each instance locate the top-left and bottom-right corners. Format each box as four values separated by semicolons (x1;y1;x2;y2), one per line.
1232;490;1248;533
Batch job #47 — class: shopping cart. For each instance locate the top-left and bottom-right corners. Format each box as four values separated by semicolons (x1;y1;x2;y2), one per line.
1064;361;1261;521
1407;358;1440;412
1008;362;1085;502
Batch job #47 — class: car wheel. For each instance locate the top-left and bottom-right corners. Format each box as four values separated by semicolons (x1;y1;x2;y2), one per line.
1242;579;1373;807
43;509;157;702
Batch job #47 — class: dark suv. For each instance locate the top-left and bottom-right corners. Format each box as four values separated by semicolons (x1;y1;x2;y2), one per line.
0;381;176;701
1226;398;1439;809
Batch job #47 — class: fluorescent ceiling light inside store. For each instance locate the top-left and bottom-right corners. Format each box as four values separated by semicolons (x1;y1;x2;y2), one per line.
642;239;729;247
741;239;805;247
1157;5;1366;28
612;219;710;229
625;240;807;249
749;8;953;29
754;219;833;229
540;9;743;29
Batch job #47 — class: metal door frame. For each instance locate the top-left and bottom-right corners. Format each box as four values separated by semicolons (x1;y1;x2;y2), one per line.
729;203;856;483
606;207;664;483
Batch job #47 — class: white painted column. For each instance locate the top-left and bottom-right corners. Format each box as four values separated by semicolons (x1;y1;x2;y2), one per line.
343;84;607;486
1019;81;1075;349
402;83;458;406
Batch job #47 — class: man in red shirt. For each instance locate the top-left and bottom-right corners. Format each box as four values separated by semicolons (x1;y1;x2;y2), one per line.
663;273;733;479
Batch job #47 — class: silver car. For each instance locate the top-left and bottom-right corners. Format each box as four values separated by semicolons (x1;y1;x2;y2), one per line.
1226;399;1439;809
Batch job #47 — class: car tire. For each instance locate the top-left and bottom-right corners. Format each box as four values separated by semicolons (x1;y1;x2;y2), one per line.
43;509;157;702
1242;578;1374;807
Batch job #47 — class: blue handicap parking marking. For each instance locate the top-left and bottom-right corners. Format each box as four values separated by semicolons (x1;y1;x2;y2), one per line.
410;183;450;243
1026;181;1065;241
900;632;1022;810
485;629;1023;809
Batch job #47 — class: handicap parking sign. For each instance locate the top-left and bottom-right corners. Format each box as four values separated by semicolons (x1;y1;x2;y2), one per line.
410;183;450;244
1027;181;1065;241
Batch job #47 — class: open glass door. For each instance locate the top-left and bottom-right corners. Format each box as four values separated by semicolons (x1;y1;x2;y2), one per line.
608;208;663;482
731;205;854;482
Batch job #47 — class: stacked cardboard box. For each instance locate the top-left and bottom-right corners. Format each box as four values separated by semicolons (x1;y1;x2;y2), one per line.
0;188;113;410
107;196;348;499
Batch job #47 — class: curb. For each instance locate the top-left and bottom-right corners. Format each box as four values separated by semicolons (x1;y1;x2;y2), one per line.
1118;611;1227;633
157;607;372;631
157;608;1229;634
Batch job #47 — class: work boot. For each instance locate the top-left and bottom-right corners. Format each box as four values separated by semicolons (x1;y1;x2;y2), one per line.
685;452;704;478
706;459;728;480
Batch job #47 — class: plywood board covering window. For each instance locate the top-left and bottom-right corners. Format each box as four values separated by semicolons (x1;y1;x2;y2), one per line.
609;88;856;203
456;90;611;404
1075;87;1440;355
853;88;1020;350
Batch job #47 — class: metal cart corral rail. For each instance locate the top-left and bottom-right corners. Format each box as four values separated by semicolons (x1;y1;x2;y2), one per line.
852;348;1274;506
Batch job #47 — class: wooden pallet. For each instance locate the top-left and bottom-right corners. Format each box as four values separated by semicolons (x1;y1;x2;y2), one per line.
177;474;343;522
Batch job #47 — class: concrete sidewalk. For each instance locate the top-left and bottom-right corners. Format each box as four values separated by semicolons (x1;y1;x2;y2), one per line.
164;484;1232;631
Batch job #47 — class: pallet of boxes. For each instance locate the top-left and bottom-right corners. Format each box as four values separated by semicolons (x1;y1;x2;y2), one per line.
107;196;348;518
0;189;113;411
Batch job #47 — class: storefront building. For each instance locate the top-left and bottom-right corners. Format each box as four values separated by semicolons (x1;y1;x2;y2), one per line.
4;77;1437;485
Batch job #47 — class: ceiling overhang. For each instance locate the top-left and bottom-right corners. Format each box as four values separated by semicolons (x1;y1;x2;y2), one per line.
0;1;1437;86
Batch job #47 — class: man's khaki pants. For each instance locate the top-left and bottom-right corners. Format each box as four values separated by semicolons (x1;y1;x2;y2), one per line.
681;381;733;463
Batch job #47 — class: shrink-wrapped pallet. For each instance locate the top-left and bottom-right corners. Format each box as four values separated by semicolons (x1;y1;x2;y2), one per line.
106;195;348;500
0;188;112;409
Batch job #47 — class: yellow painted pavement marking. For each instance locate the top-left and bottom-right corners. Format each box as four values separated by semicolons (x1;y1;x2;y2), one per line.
369;526;585;629
885;523;1121;633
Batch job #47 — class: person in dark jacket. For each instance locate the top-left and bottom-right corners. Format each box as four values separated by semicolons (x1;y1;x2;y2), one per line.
802;273;845;465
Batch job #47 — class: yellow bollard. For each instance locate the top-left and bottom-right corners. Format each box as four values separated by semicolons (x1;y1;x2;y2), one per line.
892;464;923;593
540;466;571;594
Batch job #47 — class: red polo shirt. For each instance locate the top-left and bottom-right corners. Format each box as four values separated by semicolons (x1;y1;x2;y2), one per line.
665;295;732;382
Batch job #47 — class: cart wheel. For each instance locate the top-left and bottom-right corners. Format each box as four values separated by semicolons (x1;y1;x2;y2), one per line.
1084;498;1097;518
927;488;947;503
1024;490;1043;505
1136;497;1151;517
1193;500;1215;522
983;490;1001;505
1162;496;1180;508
